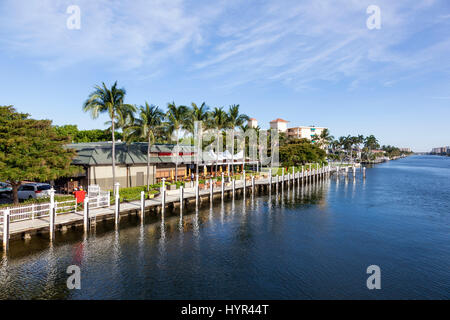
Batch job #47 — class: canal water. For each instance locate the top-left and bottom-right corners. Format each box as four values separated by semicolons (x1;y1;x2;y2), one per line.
0;155;449;299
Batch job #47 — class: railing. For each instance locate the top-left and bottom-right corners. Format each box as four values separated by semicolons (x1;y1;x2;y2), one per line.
5;202;52;223
87;191;110;209
0;192;110;225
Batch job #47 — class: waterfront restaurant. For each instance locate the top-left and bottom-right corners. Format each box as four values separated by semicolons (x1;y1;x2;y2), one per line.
59;142;258;192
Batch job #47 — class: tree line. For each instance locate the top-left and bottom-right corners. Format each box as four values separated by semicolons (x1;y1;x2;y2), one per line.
80;82;254;190
1;81;410;203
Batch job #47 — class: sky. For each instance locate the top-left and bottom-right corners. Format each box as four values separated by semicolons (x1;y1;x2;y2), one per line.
0;0;449;152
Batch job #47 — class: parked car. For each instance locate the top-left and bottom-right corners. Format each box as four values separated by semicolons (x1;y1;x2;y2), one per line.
0;182;12;196
18;183;52;200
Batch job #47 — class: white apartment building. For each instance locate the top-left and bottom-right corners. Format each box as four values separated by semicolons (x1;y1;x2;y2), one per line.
286;126;327;142
269;118;289;132
248;118;258;128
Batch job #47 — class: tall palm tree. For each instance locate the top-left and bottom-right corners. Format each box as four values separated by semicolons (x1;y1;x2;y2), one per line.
104;103;137;135
227;104;249;174
124;102;164;191
364;135;380;160
166;102;189;181
338;136;349;163
187;102;211;178
330;139;340;160
210;107;229;176
187;102;210;133
313;128;334;150
354;134;365;161
83;81;134;189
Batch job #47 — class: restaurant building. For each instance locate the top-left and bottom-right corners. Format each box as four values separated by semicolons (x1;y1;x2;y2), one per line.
61;142;257;191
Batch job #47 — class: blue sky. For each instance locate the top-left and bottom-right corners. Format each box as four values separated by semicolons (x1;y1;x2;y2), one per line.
1;0;449;152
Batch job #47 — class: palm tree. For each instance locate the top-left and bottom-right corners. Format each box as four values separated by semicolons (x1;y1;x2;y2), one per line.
364;135;380;160
187;102;210;179
227;104;249;175
342;135;355;162
83;81;134;189
354;134;365;161
124;102;164;191
166;102;189;181
313;128;334;150
186;102;210;134
104;103;137;135
337;136;349;163
210;107;229;176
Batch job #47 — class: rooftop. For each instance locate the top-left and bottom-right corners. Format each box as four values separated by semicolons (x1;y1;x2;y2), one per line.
270;118;289;123
287;126;327;130
67;142;196;166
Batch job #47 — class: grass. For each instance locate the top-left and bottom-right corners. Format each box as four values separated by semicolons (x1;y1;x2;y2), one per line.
109;185;162;203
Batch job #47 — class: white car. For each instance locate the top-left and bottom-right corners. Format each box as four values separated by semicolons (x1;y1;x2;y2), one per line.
18;183;52;200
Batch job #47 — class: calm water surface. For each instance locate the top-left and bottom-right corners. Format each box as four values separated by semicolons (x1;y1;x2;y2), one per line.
1;155;449;299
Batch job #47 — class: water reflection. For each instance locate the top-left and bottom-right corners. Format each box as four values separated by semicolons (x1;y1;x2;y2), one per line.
2;157;449;299
157;215;166;269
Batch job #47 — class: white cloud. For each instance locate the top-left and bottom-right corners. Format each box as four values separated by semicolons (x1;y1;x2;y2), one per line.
0;0;449;90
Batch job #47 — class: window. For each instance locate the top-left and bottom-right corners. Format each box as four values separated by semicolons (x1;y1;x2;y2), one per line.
37;185;51;191
19;185;35;191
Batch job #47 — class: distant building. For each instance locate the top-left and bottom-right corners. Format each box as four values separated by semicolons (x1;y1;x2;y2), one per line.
399;148;411;153
269;118;289;132
431;146;450;155
248;118;258;128
287;126;327;142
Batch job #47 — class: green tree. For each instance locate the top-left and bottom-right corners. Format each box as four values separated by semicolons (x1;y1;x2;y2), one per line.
104;103;137;133
0;106;78;204
83;81;134;188
186;102;210;134
53;124;79;142
312;128;334;149
54;125;122;143
124;102;164;190
364;135;380;160
210;107;229;175
226;104;249;174
354;134;365;161
279;140;326;167
165;102;189;181
77;129;122;142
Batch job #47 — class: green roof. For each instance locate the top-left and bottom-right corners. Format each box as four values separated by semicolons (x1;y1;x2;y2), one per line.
67;142;195;166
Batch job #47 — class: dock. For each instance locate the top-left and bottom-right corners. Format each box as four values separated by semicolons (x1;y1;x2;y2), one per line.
1;165;363;251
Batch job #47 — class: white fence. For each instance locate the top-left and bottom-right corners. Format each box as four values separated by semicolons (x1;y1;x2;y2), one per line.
0;191;110;225
87;191;110;209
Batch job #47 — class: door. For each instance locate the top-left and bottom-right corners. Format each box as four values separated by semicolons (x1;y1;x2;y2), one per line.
136;172;144;186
